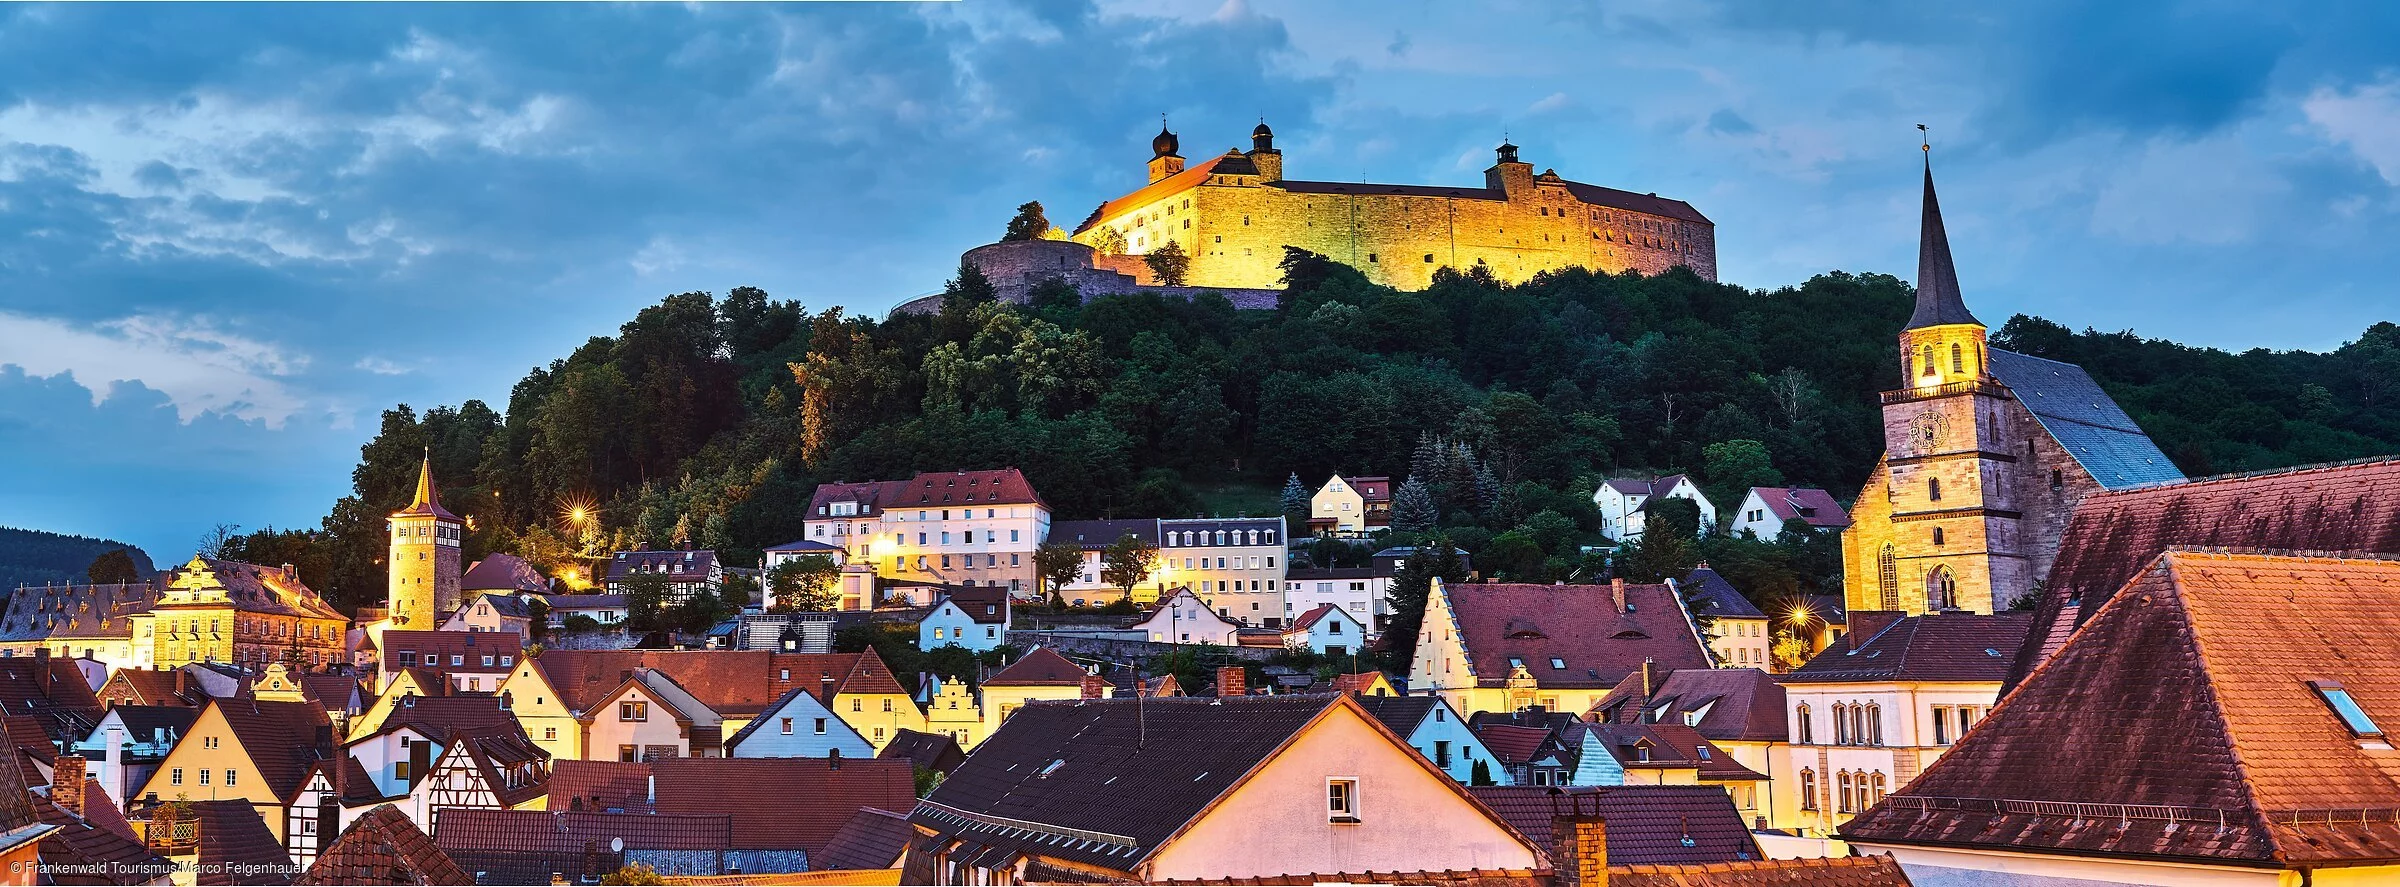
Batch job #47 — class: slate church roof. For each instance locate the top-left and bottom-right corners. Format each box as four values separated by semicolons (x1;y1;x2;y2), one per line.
1987;349;2184;490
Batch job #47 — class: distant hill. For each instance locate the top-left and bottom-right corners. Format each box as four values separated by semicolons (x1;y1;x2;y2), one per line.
0;527;155;592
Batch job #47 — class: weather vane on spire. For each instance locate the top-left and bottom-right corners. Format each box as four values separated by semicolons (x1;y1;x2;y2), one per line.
1918;123;1930;152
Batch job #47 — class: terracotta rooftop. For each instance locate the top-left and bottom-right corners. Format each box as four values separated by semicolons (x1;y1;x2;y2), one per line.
295;803;471;886
1608;855;1914;887
2011;457;2400;687
458;554;549;594
1584;723;1766;782
527;649;906;718
1469;785;1762;867
1443;582;1713;689
433;808;728;885
806;468;1048;517
983;646;1089;687
1845;550;2400;868
1593;668;1788;744
34;780;168;882
208;698;334;803
1783;612;2027;684
1742;487;1851;530
548;756;915;855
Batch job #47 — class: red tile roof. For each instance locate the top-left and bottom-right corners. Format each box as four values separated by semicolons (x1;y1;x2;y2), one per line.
806;468;1048;517
814;807;913;871
983;646;1088;687
1783;612;2027;684
184;800;294;886
432;808;729;884
208;698;334;803
1468;785;1763;867
1593;668;1788;743
548;756;916;854
1472;724;1555;767
528;649;905;718
1608;856;1913;887
459;554;550;594
376;630;523;674
1745;487;1851;529
1845;550;2400;868
34;780;168;881
1443;582;1713;689
295;804;471;886
1585;723;1766;782
2012;458;2400;687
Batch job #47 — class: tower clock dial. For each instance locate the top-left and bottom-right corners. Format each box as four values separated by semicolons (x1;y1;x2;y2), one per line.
1913;410;1949;448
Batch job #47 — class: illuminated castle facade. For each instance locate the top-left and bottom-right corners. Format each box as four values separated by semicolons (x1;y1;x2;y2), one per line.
1069;123;1716;290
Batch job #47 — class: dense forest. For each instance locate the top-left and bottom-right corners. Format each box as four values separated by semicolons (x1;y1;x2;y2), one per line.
0;527;154;592
207;247;2398;617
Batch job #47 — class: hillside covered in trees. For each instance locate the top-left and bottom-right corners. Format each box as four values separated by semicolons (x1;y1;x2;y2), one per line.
219;249;2399;613
0;527;154;592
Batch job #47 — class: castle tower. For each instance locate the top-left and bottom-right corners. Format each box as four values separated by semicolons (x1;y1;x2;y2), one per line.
387;448;462;628
1147;123;1185;183
1484;140;1534;196
1247;121;1282;182
1860;157;2023;615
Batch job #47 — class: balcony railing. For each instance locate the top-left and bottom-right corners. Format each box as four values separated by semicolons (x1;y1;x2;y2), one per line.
1882;379;2007;404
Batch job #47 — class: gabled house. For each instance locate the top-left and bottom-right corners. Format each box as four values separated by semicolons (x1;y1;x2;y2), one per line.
547;756;917;871
1411;578;1713;717
292;803;471;887
580;667;722;762
435;594;532;643
535;593;626;630
1472;722;1575;787
73;704;197;810
1582;722;1768;812
407;720;549;827
978;647;1102;743
1844;550;2400;886
1282;604;1365;656
130;697;333;843
919;676;983;749
458;553;551;598
1352;694;1503;785
1308;474;1390;535
1592;666;1788;825
1126;587;1239;646
903;693;1544;884
348;667;470;739
1769;609;2028;836
724;686;876;760
94;667;210;710
495;649;916;760
915;585;1009;653
1593;474;1716;542
372;631;521;695
1726;486;1851;540
875;729;964;779
602;549;724;606
1678;565;1771;670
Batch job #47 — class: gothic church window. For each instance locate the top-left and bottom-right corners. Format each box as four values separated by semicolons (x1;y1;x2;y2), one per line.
1878;545;1898;610
1928;478;1942;501
1927;566;1957;611
1919;345;1937;377
1951;343;1964;373
1933;527;1945;545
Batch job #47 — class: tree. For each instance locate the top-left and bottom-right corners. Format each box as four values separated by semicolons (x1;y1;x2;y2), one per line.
1383;536;1465;670
86;550;142;585
1002;201;1050;242
195;523;241;559
1034;542;1085;605
1100;533;1159;599
1617;497;1702;583
602;863;665;886
1144;240;1191;286
525;596;552;643
767;555;842;612
1090;226;1128;256
621;572;672;633
1280;473;1310;524
1701;439;1784;506
1470;759;1495;786
1391;476;1438;533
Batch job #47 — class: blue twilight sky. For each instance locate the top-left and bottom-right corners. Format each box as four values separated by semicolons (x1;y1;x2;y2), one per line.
2;1;2398;559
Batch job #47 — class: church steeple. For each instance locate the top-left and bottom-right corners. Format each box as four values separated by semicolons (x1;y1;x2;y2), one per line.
1906;154;1980;331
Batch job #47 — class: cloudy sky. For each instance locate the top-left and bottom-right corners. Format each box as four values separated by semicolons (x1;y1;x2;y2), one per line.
3;1;2397;559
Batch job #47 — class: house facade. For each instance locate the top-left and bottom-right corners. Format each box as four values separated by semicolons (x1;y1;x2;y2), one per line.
1308;474;1389;535
603;550;724;606
915;586;1009;653
1592;475;1717;542
803;469;1051;596
1282;604;1365;656
1678;565;1772;670
1156;517;1287;623
724;687;876;760
1352;694;1504;785
1409;578;1713;717
1725;487;1851;540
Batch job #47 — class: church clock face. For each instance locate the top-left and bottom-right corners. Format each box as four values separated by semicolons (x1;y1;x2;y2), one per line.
1913;411;1949;448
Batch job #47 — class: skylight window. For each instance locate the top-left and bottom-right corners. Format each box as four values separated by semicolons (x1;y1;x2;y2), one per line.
2311;681;2384;738
1549;658;1566;670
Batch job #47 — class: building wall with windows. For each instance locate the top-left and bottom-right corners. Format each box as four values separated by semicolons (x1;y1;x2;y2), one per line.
1158;517;1287;625
1768;680;1998;835
804;470;1050;597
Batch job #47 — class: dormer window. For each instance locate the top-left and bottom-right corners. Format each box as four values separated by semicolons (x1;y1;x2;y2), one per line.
2312;680;2385;739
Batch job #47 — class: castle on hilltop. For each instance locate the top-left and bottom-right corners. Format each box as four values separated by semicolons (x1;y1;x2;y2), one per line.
1072;121;1716;290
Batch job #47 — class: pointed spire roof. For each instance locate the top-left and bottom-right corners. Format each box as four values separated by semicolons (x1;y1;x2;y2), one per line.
391;447;459;521
1906;156;1981;330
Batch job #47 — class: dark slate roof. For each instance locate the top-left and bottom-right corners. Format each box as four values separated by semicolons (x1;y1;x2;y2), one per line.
1046;519;1159;549
458;555;548;594
548;757;916;855
0;582;157;642
814;807;913;871
984;647;1089;687
910;695;1342;872
1446;582;1713;689
168;559;346;621
296;804;472;886
1470;785;1762;867
1608;856;1915;887
211;698;334;803
1679;566;1765;620
1585;723;1766;782
0;656;105;744
877;729;966;775
433;809;728;885
189;800;294;886
1905;161;1977;331
764;539;844;553
1783;613;2026;684
1594;668;1788;744
1988;349;2185;490
1350;695;1438;737
103;705;200;746
2010;458;2400;688
1846;551;2400;867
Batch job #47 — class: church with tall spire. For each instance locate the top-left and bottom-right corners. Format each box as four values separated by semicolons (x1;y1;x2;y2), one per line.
386;448;463;631
1839;152;2185;616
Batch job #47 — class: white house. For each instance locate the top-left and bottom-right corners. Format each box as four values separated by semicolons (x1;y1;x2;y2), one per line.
1282;569;1385;633
1592;474;1716;542
1308;474;1390;535
1128;588;1241;646
803;469;1052;597
917;585;1010;653
1726;487;1852;540
1281;604;1365;657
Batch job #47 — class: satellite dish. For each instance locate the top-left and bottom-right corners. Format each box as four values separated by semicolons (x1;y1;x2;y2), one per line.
610;837;624;853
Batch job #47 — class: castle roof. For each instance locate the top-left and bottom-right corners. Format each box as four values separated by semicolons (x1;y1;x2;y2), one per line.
806;468;1049;517
1906;159;1979;330
390;449;458;521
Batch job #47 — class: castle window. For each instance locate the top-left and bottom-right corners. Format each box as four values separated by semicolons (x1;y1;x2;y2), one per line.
1932;527;1945;545
1928;478;1942;501
2051;469;2065;491
1367;253;1378;263
1214;235;1221;242
1182;219;1189;229
1243;216;1249;225
1920;344;1936;376
1424;254;1434;262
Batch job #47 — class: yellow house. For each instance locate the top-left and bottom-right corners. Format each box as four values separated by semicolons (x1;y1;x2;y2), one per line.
348;667;458;739
923;676;984;749
1308;475;1388;535
133;697;333;843
497;649;920;760
978;647;1096;741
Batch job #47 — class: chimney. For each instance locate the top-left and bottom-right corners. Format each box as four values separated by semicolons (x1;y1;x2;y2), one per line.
828;748;842;770
1610;578;1627;614
174;668;190;702
1550;801;1609;887
1216;666;1246;698
1080;674;1106;700
103;726;122;798
1848;611;1906;651
1640;658;1653;701
53;756;85;818
32;648;50;694
282;563;297;582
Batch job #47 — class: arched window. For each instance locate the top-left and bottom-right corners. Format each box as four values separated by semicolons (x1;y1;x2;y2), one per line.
1795;703;1814;744
1928;477;1942;501
1837;771;1855;812
1927;566;1957;611
1871;771;1889;805
1799;769;1819;810
1919;344;1936;377
1866;703;1884;746
1832;704;1850;745
1933;527;1946;545
1951;342;1964;373
1878;545;1899;610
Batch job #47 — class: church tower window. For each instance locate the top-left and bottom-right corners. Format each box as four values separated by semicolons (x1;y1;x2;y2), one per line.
1919;345;1936;377
1927;566;1958;610
1928;478;1942;501
1878;545;1899;610
1951;342;1964;373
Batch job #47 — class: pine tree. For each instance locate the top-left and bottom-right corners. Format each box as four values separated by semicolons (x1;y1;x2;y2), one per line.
1280;473;1309;522
1472;463;1501;508
1470;759;1495;786
1391;476;1439;533
1410;433;1443;488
